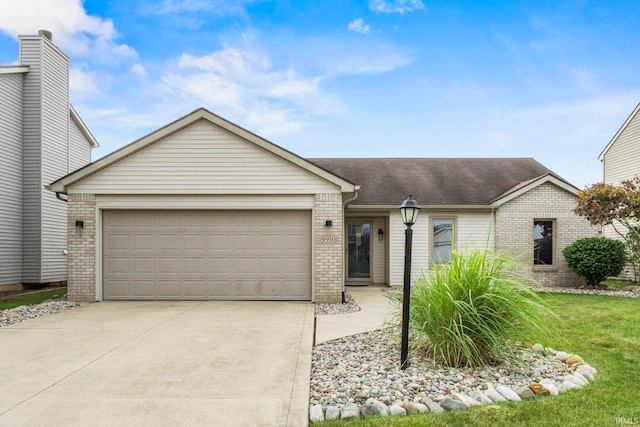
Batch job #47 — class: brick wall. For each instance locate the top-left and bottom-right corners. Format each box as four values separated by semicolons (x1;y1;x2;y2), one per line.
67;193;96;301
314;193;344;303
495;182;597;287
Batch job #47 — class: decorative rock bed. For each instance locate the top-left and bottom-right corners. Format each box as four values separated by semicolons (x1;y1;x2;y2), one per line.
0;299;85;327
314;291;361;316
309;331;597;423
308;285;621;423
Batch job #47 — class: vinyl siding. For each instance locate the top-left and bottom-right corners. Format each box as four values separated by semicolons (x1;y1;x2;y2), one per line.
71;120;339;194
603;111;640;186
19;36;71;283
40;38;70;282
389;211;494;286
389;211;429;286
20;38;44;283
371;217;386;284
0;73;24;285
69;115;92;171
601;110;640;280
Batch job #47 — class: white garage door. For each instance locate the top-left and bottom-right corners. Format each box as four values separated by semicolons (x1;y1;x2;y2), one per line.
102;210;311;300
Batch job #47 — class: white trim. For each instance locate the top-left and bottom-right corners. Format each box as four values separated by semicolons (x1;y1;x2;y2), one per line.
491;175;579;207
0;66;29;74
50;108;356;193
70;105;99;148
95;194;315;209
95;205;102;301
599;103;640;161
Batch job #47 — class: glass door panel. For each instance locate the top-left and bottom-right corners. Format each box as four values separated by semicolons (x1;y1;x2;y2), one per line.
348;223;371;279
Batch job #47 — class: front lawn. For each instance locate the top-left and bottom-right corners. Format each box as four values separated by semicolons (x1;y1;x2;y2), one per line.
319;293;640;427
0;287;67;310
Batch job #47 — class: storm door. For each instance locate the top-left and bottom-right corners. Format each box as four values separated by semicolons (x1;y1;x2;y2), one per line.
347;223;371;280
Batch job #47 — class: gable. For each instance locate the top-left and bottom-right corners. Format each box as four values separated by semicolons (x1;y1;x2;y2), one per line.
599;103;640;185
69;120;340;194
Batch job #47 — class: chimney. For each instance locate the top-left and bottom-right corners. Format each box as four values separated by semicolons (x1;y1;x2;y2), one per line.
38;29;52;41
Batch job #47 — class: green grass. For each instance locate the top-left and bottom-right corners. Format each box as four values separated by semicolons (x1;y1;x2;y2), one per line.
318;293;640;427
0;287;67;310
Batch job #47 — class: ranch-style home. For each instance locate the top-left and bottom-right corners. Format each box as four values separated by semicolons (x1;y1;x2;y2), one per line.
0;31;97;292
49;108;596;304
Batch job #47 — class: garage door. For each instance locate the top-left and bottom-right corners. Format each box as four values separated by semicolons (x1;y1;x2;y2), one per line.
102;210;311;300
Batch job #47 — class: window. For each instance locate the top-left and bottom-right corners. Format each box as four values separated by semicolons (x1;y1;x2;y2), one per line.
533;220;554;266
432;218;455;265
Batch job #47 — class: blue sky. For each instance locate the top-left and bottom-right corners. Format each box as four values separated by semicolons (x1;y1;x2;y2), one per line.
1;0;639;189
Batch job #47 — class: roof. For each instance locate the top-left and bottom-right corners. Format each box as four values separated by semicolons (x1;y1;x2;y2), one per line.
308;158;576;207
49;108;356;193
599;102;640;161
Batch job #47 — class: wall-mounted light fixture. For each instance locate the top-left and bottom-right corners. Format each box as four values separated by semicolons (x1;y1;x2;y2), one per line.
325;220;333;227
378;228;384;240
75;220;84;229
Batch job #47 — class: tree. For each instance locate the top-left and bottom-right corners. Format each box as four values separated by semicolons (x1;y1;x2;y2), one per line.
563;238;628;287
575;177;640;280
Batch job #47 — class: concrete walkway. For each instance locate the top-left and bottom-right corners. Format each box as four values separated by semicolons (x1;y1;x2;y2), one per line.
0;301;314;427
315;286;395;344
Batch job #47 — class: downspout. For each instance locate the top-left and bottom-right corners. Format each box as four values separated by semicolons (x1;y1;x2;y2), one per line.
341;187;360;302
55;192;68;202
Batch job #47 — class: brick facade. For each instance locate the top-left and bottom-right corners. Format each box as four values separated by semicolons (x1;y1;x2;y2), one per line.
495;182;597;287
313;193;344;303
67;193;97;301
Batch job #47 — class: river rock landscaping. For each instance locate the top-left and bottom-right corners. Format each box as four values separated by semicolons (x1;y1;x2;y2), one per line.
307;284;627;424
0;299;85;327
309;328;597;423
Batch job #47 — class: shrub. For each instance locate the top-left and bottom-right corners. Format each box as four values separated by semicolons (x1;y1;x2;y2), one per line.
562;237;628;287
390;249;555;368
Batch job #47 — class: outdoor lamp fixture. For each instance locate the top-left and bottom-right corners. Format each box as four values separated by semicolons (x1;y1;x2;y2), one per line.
378;229;384;240
399;194;420;370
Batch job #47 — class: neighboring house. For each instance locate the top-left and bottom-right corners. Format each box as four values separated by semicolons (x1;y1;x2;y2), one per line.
49;108;595;304
0;31;98;291
598;102;640;280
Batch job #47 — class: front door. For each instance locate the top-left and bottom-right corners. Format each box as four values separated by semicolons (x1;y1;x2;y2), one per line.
347;223;371;280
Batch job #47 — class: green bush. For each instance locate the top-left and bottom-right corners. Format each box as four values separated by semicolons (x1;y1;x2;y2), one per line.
390;249;555;368
562;237;628;287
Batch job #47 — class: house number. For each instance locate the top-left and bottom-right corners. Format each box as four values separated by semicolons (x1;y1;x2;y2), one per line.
321;236;338;243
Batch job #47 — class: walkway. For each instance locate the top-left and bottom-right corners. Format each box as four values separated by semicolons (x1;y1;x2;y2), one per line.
315;285;394;344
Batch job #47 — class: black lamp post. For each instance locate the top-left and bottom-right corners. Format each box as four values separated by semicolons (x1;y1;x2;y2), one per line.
399;194;420;370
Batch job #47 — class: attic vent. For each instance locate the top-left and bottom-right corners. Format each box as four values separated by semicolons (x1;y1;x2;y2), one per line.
38;30;52;41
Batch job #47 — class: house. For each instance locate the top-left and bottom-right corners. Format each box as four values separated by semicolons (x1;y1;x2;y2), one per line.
0;31;98;292
598;102;640;279
49;108;595;303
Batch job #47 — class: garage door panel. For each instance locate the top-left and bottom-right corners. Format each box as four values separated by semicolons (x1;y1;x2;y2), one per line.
103;210;311;300
158;258;181;273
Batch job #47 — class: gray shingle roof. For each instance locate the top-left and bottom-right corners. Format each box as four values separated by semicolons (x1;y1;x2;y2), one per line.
307;158;563;206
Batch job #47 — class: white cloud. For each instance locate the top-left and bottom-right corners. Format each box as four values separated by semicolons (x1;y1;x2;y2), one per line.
0;0;136;63
69;68;102;99
162;44;344;136
131;63;148;77
369;0;425;14
348;18;371;35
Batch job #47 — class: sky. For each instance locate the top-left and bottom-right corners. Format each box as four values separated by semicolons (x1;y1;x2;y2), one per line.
1;0;639;189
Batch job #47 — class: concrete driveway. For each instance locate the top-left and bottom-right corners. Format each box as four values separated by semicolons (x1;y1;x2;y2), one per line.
0;301;314;426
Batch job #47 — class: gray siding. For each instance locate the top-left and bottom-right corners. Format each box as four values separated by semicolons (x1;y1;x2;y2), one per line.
20;38;43;283
0;73;24;285
69;117;92;171
19;36;70;283
40;39;71;283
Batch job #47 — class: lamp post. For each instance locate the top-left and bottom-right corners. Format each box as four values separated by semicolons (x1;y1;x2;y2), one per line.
399;194;420;370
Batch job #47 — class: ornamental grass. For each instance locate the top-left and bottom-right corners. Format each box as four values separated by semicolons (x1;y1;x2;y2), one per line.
391;249;556;368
